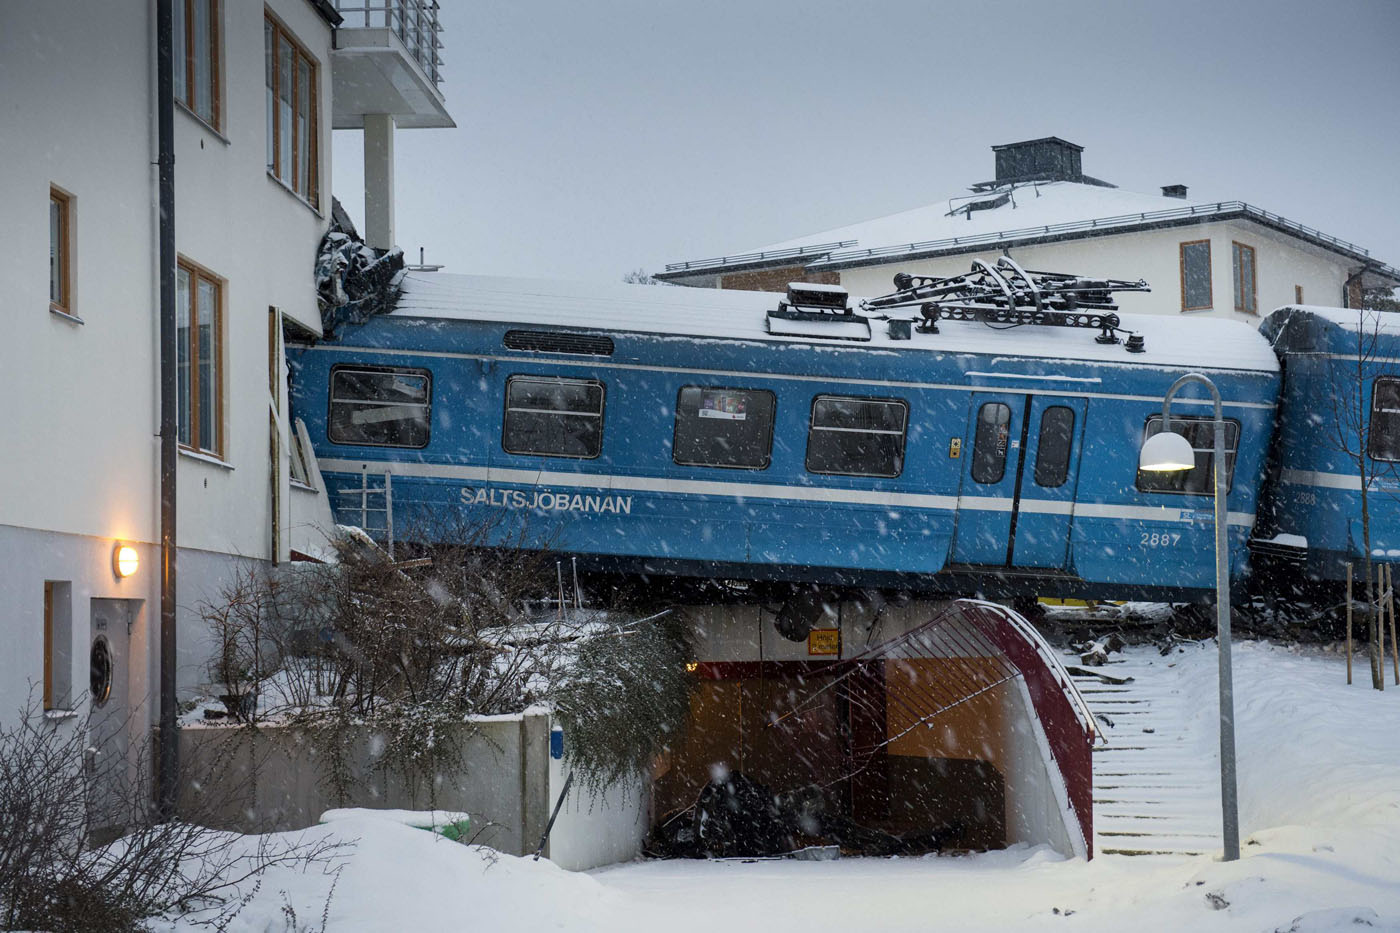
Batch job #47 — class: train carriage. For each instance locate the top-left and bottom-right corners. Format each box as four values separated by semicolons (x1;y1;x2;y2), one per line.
1255;305;1400;584
288;272;1280;601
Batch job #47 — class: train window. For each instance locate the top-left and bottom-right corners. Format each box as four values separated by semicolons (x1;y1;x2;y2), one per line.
673;387;776;469
1034;406;1076;488
1368;378;1400;461
327;366;431;448
1135;415;1240;494
805;395;907;477
503;376;605;459
971;402;1012;484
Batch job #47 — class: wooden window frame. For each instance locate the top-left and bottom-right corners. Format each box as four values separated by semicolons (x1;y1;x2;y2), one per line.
177;258;225;457
175;0;221;130
1232;241;1258;314
49;186;72;316
1179;239;1213;312
265;12;320;208
43;582;54;710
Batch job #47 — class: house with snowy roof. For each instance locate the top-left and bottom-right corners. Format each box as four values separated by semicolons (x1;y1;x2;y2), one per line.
657;137;1400;321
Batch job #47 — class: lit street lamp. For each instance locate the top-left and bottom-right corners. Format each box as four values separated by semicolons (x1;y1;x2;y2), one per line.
1138;372;1240;862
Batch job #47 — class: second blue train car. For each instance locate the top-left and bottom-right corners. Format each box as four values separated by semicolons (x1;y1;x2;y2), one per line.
1254;305;1400;585
287;273;1280;601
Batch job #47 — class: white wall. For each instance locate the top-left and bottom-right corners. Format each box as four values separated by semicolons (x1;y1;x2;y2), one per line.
0;0;337;733
836;219;1353;326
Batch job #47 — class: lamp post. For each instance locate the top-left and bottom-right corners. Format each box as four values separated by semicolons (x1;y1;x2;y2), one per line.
1138;372;1240;862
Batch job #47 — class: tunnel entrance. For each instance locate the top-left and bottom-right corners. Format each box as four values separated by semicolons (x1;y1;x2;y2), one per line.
650;600;1095;859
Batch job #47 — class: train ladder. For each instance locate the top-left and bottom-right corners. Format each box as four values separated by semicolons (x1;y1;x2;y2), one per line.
352;466;395;560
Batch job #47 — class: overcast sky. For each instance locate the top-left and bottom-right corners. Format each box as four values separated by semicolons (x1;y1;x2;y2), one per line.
332;0;1400;284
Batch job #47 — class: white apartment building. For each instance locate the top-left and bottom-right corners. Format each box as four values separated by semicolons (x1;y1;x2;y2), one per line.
0;0;451;809
658;138;1400;319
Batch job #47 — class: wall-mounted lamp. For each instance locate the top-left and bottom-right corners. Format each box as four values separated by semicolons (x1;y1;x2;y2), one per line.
113;544;139;579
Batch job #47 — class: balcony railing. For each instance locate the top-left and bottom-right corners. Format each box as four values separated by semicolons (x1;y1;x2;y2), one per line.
335;0;444;89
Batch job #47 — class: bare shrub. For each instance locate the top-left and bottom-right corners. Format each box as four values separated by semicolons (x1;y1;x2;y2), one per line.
0;693;343;932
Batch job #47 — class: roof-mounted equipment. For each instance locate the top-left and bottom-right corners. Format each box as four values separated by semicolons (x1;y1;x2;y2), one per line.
767;282;871;342
862;257;1150;352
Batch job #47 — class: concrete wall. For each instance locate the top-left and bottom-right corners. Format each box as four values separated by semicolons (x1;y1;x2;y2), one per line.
1001;677;1077;856
178;712;646;871
833;219;1353;325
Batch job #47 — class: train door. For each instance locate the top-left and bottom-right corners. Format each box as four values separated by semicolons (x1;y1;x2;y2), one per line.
951;393;1086;569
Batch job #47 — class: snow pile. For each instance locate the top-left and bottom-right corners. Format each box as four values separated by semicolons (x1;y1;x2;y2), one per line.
157;642;1400;932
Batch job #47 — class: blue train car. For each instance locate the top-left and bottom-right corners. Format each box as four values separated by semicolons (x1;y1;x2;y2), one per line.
288;273;1280;600
1254;306;1400;583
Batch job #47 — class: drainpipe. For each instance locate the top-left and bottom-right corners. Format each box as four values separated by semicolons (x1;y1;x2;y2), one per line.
156;0;179;820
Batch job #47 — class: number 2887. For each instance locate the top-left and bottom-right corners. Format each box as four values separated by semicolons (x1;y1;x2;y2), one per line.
1140;532;1181;547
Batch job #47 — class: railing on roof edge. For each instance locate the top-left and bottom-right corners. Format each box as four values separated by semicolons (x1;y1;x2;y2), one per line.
812;201;1371;266
334;0;444;89
662;240;858;274
664;202;1384;275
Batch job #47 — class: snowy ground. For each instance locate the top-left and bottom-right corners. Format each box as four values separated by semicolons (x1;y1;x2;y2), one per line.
159;641;1400;932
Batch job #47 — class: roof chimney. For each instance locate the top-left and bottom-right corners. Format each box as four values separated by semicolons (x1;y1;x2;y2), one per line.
1161;184;1188;199
992;137;1084;185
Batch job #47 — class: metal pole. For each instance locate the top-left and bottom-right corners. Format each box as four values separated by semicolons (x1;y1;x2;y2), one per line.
156;0;180;822
1162;372;1239;861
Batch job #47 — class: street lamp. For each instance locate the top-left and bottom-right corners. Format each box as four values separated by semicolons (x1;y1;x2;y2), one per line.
1138;372;1240;862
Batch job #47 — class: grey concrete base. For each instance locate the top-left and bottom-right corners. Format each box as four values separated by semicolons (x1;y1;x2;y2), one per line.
178;714;551;857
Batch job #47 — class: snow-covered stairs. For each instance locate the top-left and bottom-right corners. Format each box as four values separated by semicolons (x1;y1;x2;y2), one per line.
1070;651;1224;857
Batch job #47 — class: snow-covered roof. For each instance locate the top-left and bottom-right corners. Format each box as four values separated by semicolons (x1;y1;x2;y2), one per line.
1271;304;1400;336
658;182;1399;283
392;271;1280;373
755;182;1194;256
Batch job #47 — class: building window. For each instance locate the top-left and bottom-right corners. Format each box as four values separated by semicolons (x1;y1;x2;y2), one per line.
44;581;73;711
1295;285;1304;305
327;367;432;448
673;387;776;470
1180;239;1212;312
805;395;907;477
265;15;319;206
971;402;1012;484
1368;378;1400;462
1033;406;1076;488
49;187;72;315
1232;242;1257;313
1136;415;1240;495
177;260;223;456
503;376;605;459
173;0;221;129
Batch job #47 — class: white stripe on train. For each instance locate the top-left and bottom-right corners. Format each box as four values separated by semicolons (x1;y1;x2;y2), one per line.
318;458;1255;528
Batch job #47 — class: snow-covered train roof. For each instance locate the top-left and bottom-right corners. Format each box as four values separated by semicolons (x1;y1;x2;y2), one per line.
393;271;1280;373
1266;305;1400;336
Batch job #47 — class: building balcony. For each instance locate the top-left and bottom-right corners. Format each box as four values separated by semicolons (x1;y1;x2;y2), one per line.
331;0;455;129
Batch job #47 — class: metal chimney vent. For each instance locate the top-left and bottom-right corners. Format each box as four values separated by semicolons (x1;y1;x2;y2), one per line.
1161;184;1189;199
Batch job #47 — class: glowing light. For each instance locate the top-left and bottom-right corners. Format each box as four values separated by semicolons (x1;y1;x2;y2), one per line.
685;662;699;673
113;544;139;579
1139;431;1196;472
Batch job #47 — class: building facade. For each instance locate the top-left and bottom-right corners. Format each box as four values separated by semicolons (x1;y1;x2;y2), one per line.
658;138;1400;320
0;0;451;804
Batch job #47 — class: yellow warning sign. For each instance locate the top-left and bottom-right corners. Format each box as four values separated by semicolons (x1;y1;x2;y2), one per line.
949;438;962;458
807;628;840;656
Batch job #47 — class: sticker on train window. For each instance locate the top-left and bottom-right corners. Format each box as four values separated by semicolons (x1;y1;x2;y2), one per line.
674;386;775;469
697;390;748;421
